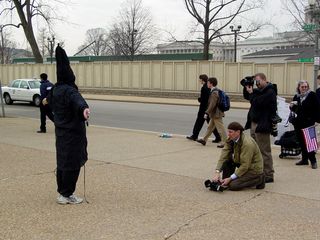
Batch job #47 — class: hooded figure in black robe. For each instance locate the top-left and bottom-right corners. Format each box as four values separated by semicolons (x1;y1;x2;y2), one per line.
47;45;90;204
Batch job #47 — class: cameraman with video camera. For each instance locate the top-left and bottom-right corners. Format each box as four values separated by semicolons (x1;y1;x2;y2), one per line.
242;73;277;183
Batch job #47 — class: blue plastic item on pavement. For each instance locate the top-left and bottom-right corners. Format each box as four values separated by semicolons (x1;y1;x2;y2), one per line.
159;133;172;138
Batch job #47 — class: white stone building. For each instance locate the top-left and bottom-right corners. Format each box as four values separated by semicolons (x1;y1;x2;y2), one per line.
156;31;313;62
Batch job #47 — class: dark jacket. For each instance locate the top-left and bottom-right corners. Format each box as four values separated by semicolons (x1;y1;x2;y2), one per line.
48;84;89;171
198;83;211;113
244;83;277;133
316;88;320;102
40;79;53;100
290;91;320;129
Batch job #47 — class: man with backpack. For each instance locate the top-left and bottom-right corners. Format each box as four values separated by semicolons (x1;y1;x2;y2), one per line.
186;74;221;142
196;77;227;147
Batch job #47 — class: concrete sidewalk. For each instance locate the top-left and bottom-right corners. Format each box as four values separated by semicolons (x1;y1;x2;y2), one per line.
0;117;319;240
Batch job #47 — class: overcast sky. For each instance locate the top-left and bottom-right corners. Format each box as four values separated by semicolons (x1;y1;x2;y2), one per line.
9;0;294;55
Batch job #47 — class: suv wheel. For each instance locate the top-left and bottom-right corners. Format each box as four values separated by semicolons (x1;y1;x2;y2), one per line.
4;93;13;105
33;95;41;107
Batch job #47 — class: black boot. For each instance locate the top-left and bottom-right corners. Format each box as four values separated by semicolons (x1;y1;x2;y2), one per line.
311;162;318;169
295;160;308;166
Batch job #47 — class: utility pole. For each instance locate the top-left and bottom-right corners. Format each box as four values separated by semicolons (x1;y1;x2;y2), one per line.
230;25;241;63
308;0;320;91
0;26;4;64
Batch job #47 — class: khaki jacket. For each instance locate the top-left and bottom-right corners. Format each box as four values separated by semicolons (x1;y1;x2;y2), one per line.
205;88;224;119
216;133;263;177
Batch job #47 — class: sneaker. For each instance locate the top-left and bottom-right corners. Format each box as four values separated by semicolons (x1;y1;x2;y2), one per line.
311;162;318;169
217;144;224;148
57;195;69;205
67;195;83;204
37;130;46;133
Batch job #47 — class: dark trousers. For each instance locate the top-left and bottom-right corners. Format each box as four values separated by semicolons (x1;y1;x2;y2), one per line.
56;169;80;197
192;111;221;140
40;103;54;131
221;160;264;191
296;128;317;164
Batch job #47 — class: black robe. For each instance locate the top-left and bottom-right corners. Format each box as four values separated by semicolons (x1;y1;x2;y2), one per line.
48;84;89;171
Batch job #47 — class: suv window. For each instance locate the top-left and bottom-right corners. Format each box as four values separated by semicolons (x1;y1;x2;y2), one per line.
19;81;29;89
11;80;21;88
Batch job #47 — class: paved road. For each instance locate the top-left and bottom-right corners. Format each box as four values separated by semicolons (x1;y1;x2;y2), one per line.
1;100;247;135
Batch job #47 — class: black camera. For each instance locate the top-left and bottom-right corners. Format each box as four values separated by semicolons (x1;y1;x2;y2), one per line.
204;179;224;192
240;76;255;87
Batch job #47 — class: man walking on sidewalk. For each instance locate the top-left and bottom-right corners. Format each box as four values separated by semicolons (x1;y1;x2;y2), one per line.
196;77;227;147
37;73;54;133
186;74;221;142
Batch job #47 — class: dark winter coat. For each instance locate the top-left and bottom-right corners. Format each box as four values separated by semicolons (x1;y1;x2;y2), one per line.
243;83;277;133
48;84;89;171
198;83;211;114
290;91;320;129
40;79;53;100
316;88;320;102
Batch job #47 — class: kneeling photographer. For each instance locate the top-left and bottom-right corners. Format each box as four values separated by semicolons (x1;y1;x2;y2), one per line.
206;122;265;191
241;73;277;184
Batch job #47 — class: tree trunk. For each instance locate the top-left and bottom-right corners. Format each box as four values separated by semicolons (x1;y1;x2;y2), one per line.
23;25;43;63
12;0;43;63
203;25;210;60
203;41;210;60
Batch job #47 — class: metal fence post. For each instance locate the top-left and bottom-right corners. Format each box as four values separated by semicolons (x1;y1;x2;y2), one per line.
0;81;5;118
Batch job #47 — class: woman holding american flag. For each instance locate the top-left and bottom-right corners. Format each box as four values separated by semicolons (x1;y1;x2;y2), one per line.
289;80;320;169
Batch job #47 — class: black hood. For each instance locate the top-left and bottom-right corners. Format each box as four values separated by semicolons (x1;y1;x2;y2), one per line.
55;45;77;89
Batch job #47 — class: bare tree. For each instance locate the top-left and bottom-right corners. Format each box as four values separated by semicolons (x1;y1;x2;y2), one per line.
37;27;50;57
184;0;265;60
108;0;155;60
281;0;315;43
281;0;308;30
76;28;108;56
0;26;16;64
0;0;63;63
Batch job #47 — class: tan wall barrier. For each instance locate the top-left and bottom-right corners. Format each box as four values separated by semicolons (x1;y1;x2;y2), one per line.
0;61;314;95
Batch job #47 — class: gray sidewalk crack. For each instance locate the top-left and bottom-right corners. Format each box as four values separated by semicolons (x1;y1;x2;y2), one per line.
163;192;264;240
164;212;209;240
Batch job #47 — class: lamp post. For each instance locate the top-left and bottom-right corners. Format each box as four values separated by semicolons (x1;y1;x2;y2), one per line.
230;25;241;62
47;36;55;64
308;0;320;91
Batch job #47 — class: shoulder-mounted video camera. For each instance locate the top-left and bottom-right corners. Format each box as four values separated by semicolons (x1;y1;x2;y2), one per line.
240;76;255;87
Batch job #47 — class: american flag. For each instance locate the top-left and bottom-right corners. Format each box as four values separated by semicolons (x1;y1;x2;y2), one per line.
302;126;319;152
